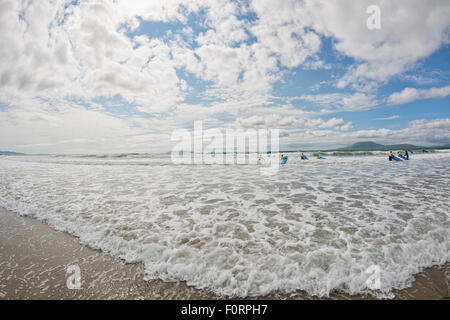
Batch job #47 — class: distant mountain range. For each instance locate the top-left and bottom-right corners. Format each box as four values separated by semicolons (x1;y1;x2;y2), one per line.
0;151;25;155
335;141;450;151
2;142;450;156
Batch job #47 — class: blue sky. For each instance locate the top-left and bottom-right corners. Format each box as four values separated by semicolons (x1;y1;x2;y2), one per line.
0;0;449;153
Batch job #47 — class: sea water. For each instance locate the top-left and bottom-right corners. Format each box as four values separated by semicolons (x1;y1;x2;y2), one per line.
0;151;449;298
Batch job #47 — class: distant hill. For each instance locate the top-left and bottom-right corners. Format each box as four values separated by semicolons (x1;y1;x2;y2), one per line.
383;144;427;151
339;141;384;150
434;143;450;149
337;141;426;151
0;151;25;155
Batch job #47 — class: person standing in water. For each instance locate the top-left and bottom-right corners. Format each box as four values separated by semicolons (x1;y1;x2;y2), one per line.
300;153;306;159
388;151;393;161
404;150;409;159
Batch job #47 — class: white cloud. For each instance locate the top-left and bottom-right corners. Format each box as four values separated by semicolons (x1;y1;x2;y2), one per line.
236;114;297;129
214;0;450;91
235;114;353;133
387;85;450;105
292;92;378;113
284;118;450;149
0;0;449;153
0;0;189;114
373;115;400;120
308;0;450;89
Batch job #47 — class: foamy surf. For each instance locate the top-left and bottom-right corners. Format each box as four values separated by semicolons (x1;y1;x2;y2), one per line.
0;152;449;298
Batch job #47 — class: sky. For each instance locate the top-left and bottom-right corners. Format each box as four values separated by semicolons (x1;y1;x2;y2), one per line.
0;0;449;154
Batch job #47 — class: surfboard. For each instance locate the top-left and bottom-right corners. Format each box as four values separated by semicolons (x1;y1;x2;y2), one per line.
281;156;288;165
392;155;403;162
399;155;409;160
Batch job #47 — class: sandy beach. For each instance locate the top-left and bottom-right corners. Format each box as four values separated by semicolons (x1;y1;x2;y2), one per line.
1;207;448;300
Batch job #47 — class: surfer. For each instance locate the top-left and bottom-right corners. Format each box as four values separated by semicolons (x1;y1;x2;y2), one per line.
404;150;409;159
300;153;306;159
388;151;393;161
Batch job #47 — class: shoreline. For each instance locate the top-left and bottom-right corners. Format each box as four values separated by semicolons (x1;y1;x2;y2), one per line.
0;207;448;300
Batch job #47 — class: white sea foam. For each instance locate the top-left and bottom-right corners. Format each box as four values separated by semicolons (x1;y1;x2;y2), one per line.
0;152;449;298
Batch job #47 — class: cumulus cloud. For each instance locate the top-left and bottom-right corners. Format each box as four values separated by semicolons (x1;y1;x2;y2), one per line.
235;114;353;133
285;118;450;149
0;0;449;153
0;0;188;113
313;0;450;89
246;0;450;90
236;114;298;129
387;85;450;105
292;92;378;113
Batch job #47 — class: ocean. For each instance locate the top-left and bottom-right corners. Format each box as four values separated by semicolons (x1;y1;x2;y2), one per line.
0;151;449;298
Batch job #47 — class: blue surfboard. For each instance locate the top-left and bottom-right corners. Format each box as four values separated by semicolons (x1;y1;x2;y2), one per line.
281;156;288;165
318;157;326;159
392;155;403;162
399;155;409;160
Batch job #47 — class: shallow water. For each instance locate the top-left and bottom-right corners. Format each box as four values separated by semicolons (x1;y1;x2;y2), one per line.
0;152;449;298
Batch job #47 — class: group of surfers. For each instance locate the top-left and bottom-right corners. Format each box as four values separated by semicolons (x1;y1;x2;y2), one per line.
388;150;409;161
260;150;416;163
279;153;322;162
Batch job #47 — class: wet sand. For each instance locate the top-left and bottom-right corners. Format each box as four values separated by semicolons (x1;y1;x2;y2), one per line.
0;207;448;300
